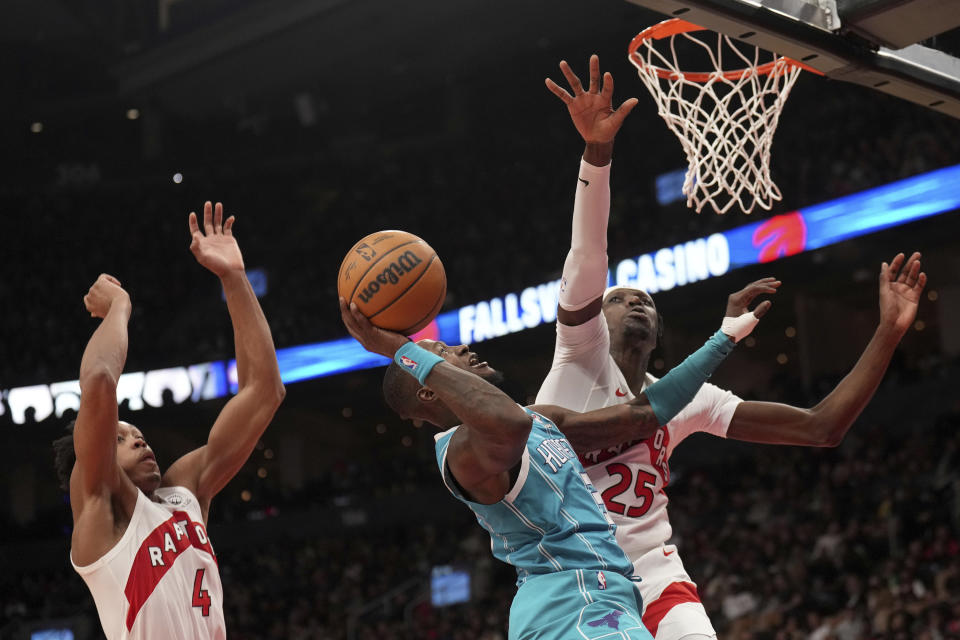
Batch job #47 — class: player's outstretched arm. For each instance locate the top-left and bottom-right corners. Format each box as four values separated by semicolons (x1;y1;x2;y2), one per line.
727;252;926;447
73;274;133;499
535;328;736;453
163;202;285;519
545;55;638;327
340;299;531;503
538;279;777;452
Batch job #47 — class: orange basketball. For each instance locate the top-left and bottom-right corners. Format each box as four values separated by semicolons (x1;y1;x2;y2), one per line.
337;230;447;335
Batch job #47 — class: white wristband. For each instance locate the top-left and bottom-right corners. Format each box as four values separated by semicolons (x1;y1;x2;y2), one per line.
720;312;760;343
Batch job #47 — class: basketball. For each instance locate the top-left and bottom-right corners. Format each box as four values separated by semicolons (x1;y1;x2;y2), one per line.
337;230;447;335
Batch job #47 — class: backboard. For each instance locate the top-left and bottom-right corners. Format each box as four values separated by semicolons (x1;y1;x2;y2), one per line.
624;0;960;119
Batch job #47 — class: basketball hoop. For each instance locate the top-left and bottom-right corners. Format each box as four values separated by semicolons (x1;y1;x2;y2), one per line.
629;19;819;214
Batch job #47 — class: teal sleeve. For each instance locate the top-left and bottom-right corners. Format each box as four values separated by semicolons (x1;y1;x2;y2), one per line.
644;330;735;425
395;342;445;385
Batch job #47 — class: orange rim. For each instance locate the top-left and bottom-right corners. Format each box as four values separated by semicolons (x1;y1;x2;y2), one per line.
628;18;822;83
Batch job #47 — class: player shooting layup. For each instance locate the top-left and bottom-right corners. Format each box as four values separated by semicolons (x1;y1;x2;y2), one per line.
340;279;764;639
538;56;927;640
53;202;285;639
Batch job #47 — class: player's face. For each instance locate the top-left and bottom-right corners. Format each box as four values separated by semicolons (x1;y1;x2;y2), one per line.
116;421;162;492
416;339;502;383
602;288;658;346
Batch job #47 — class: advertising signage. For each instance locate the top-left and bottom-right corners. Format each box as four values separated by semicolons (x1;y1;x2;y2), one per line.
4;164;959;424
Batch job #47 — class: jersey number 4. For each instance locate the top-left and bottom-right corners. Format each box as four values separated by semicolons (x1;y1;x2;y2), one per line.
601;463;657;517
192;568;211;616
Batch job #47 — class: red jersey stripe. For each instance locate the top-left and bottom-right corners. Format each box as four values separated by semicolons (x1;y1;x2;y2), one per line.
123;511;215;631
641;581;702;636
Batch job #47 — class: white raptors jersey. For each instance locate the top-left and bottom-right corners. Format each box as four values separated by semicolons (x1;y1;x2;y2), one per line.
71;486;225;640
536;313;742;560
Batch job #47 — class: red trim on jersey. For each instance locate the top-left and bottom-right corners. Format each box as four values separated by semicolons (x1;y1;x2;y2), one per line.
578;438;645;467
578;426;672;488
647;427;671;487
641;581;702;636
123;510;216;631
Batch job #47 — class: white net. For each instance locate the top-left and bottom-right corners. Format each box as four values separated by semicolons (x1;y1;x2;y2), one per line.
629;20;804;214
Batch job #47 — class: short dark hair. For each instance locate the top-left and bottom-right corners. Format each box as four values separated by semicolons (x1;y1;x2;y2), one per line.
382;362;423;419
52;421;76;492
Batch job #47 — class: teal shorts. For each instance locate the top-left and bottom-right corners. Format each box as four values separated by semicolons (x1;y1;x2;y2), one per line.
508;569;654;640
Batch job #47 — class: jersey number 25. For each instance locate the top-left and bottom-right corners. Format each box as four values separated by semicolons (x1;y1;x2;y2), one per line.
601;463;657;517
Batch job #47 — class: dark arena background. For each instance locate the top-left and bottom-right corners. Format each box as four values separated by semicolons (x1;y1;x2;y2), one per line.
3;0;960;638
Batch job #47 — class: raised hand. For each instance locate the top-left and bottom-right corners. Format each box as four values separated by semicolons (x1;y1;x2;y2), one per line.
545;55;639;145
84;274;130;319
878;252;926;335
339;297;410;358
725;277;781;319
189;201;244;277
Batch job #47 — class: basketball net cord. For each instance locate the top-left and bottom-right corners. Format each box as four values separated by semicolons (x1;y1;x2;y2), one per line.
630;27;803;214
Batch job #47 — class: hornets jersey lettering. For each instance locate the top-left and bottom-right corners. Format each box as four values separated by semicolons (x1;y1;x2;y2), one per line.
434;408;634;586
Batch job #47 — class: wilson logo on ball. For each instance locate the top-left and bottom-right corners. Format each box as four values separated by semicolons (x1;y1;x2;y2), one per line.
338;229;446;336
356;251;423;303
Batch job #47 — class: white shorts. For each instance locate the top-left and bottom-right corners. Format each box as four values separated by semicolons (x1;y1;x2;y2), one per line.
632;544;717;640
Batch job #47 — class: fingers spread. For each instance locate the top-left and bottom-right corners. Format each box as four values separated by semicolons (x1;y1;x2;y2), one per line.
902;251;922;282
888;253;905;280
588;54;600;94
601;71;614;103
224;215;236;236
189;211;200;236
905;258;922;287
213;202;223;234
545;78;574;104
610;98;638;127
559;60;584;95
203;201;214;235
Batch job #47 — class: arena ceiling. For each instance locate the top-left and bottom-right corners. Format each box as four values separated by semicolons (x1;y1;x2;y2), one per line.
2;0;663;124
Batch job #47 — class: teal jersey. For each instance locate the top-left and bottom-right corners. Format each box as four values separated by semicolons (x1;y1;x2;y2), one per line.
434;408;635;586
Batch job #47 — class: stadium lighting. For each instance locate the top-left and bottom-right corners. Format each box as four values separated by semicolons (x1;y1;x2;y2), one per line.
3;163;960;425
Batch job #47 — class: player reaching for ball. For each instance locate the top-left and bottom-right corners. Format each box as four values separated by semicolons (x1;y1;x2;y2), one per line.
340;289;764;640
538;55;928;640
52;202;285;640
338;230;447;335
